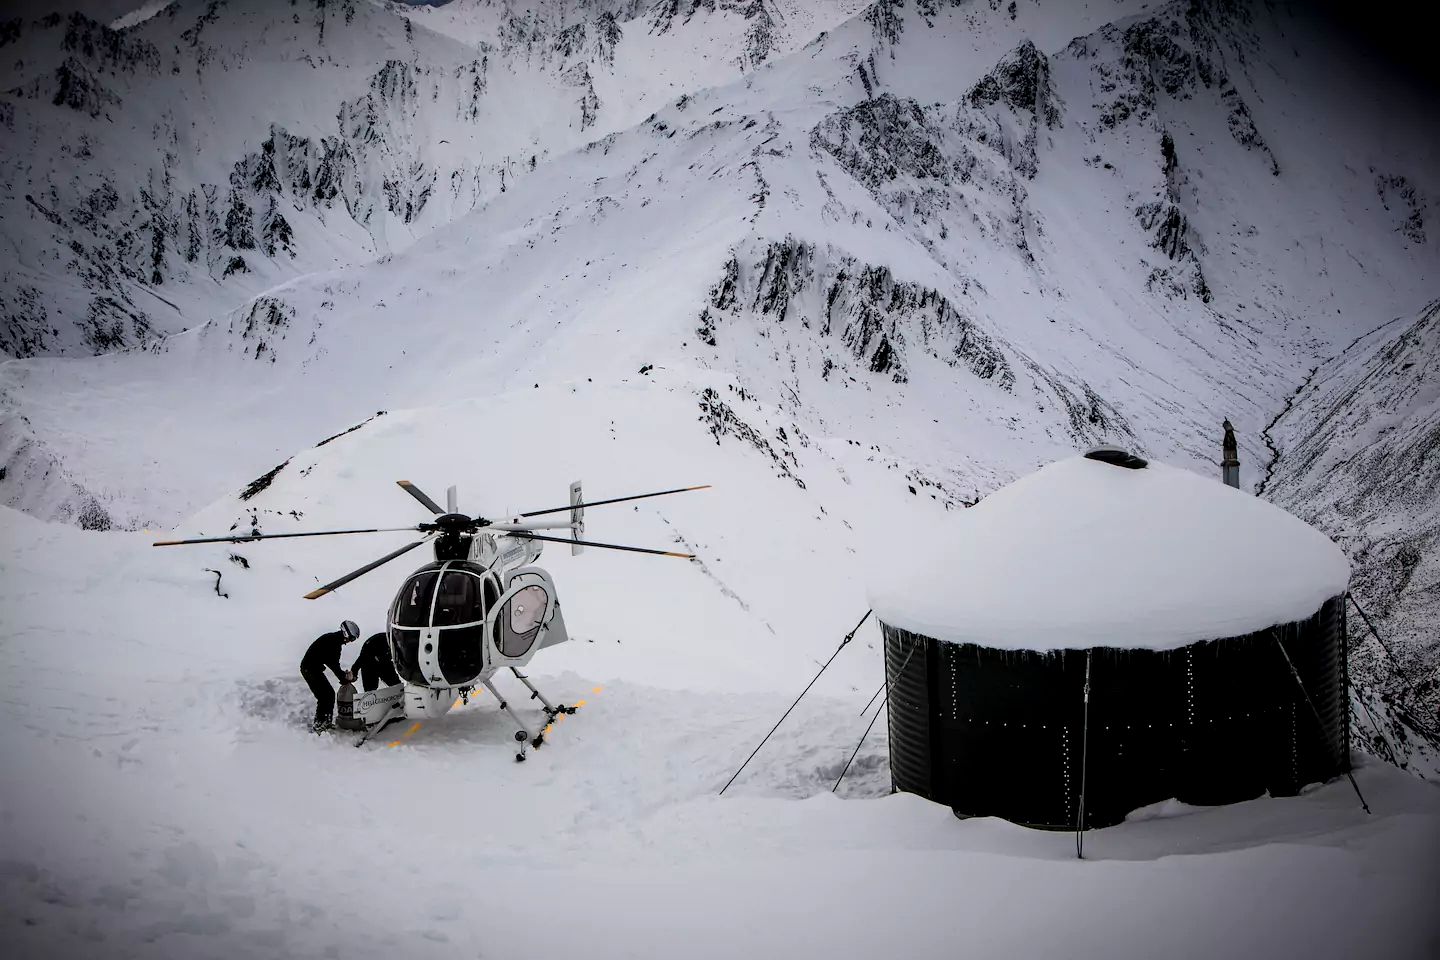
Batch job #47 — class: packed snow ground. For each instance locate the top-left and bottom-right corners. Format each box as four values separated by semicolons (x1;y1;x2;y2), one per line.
3;383;1440;959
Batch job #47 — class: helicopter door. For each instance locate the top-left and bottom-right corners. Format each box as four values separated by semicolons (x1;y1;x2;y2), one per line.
506;565;570;650
486;568;558;665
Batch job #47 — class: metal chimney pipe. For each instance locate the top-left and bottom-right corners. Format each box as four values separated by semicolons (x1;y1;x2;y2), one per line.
1221;419;1240;488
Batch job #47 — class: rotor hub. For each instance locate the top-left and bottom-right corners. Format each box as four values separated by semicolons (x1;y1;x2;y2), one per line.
428;513;483;532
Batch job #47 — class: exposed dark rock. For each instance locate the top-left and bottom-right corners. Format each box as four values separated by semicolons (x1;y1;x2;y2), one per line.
812;95;950;190
1220;81;1278;174
313;410;386;447
229;296;294;359
701;238;1012;389
698;386;804;487
61;13;161;74
82;296;152;353
75;495;112;531
1375;172;1427;244
965;41;1060;128
239;459;291;501
48;58;120;117
1135;201;1191;260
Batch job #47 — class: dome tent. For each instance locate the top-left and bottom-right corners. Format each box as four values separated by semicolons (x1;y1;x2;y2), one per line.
869;449;1352;829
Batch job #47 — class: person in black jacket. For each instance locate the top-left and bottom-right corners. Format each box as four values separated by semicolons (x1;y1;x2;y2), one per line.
353;632;400;691
301;619;360;732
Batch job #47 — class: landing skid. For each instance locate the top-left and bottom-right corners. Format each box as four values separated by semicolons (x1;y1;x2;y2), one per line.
484;668;577;761
354;714;405;748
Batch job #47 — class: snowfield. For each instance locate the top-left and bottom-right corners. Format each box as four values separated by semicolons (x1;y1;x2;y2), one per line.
3;381;1439;959
2;0;1439;955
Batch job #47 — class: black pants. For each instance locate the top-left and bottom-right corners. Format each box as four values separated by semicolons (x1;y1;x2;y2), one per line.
355;637;400;691
302;667;334;725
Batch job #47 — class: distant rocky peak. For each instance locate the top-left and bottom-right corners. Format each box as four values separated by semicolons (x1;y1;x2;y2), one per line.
966;39;1059;128
650;0;782;69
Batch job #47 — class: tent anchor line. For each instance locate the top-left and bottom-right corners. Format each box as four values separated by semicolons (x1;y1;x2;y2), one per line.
1351;688;1399;768
833;633;929;794
1271;628;1371;815
833;691;887;794
834;633;929;793
719;609;872;796
857;634;922;718
1075;650;1093;860
1347;592;1440;743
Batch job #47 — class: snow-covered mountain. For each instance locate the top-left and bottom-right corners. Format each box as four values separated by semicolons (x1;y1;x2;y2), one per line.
3;0;1437;738
1;2;1438;953
1266;297;1440;770
0;0;876;357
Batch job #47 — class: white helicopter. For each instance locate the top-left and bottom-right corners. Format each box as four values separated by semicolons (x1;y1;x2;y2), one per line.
154;480;707;757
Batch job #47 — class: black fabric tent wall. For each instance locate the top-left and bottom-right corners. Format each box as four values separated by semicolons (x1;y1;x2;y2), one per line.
883;596;1349;828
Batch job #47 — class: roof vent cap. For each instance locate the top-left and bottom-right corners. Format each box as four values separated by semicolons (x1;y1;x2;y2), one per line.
1083;445;1148;469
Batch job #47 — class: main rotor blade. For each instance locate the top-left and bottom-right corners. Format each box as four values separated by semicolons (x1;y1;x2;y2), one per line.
488;519;579;532
154;526;422;547
517;484;711;519
304;537;433;600
397;480;444;515
505;531;695;559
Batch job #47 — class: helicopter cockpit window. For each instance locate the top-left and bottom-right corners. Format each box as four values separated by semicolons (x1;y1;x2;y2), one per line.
393;571;439;628
433;571;485;627
497;584;549;658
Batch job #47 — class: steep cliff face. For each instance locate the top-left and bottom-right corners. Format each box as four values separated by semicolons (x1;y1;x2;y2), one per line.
1265;299;1440;772
698;238;1013;388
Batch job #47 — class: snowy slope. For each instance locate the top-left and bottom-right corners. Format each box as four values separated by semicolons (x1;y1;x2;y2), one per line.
1265;297;1440;773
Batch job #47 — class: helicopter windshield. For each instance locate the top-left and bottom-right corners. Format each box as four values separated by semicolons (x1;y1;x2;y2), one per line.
393;571;438;628
388;565;491;686
433;570;485;626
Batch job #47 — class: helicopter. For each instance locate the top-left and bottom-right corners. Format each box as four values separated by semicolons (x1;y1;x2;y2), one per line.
154;479;707;758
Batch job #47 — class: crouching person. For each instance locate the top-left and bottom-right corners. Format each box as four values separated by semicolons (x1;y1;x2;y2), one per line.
353;632;400;691
301;619;360;732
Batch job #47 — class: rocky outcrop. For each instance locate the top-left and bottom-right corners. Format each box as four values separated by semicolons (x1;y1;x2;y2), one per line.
1375;171;1428;245
226;295;294;362
699;239;1012;388
965;40;1060;130
699;385;805;487
650;0;783;69
812;78;1046;270
1081;1;1279;174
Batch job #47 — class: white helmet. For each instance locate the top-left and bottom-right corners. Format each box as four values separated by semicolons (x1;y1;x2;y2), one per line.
340;620;360;641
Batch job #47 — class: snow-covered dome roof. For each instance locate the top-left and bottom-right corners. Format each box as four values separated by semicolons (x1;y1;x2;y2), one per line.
869;452;1351;652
